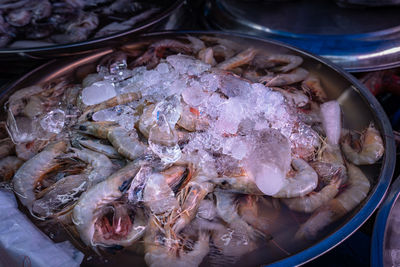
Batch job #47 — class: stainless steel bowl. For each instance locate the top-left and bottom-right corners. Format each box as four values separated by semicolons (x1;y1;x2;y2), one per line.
202;0;400;72
371;176;400;267
2;31;395;266
0;1;185;61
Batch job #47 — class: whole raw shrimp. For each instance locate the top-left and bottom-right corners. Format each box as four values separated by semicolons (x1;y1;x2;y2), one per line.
78;92;141;121
341;123;384;165
72;160;145;248
31;147;114;219
253;53;303;73
77;121;146;160
132;39;193;69
238;195;281;236
144;218;210;267
282;175;341;213
260;67;309;87
295;162;370;240
12;140;67;216
272;158;318;198
216;47;258;71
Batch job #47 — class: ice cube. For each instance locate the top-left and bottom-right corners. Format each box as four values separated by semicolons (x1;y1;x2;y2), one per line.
40;109;65;134
153;94;182;127
148;114;181;164
200;73;219;92
81;81;116;105
218;73;252;97
92;105;136;131
215;98;245;135
166;54;210;76
248;162;285;195
222;137;249;160
182;80;209;107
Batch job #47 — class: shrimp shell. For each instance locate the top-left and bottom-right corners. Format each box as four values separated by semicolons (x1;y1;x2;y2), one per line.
12;141;68;214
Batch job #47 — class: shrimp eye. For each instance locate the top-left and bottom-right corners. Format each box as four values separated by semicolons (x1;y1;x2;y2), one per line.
221;180;228;186
79;125;87;131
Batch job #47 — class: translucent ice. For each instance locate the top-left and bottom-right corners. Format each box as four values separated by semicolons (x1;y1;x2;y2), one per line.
215;97;246;134
200;73;219;92
166;54;210;76
218;73;252;97
93;105;136;131
81;81;116;105
320;100;341;145
222;136;249;160
182;80;209;107
40;109;65;134
153;94;182;127
244;129;291;195
148;114;181;164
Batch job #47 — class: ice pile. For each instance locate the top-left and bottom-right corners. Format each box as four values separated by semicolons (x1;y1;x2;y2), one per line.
81;53;315;195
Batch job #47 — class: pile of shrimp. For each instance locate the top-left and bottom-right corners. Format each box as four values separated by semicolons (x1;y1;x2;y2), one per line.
0;35;384;266
0;0;162;48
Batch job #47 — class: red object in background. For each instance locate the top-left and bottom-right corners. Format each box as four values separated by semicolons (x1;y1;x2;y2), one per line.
360;69;400;96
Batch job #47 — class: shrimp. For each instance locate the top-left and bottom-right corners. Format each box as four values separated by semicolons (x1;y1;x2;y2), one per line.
78;92;141;121
15;139;51;161
7;85;43;115
184;35;206;53
198;47;216;66
260;68;309;87
216;48;258;71
0;156;24;181
254;54;303;73
176;104;209;132
215;191;264;240
272;86;309;108
72;160;145;248
139;104;156;138
0;138;15;159
63;147;114;186
144;218;210;267
272;158;318;198
12;141;68;215
295;162;370;240
32;174;87;219
77;121;145;160
78;139;121;159
133;39;192;69
302;74;327;103
238;195;281;235
211;175;264;195
341;123;384;165
282;176;341;213
172;180;214;234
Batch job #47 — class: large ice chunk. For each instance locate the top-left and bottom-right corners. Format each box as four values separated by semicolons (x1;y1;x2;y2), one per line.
244;129;291;195
81;81;116;105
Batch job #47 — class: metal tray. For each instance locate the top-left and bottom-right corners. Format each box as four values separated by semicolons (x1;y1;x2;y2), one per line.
0;0;185;61
1;31;395;266
203;0;400;72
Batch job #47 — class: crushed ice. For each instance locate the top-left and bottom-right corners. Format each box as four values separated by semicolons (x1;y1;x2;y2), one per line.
79;53;318;194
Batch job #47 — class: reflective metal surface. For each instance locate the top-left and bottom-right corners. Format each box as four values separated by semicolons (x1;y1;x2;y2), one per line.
372;176;400;267
2;31;395;266
0;0;185;61
203;0;400;72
